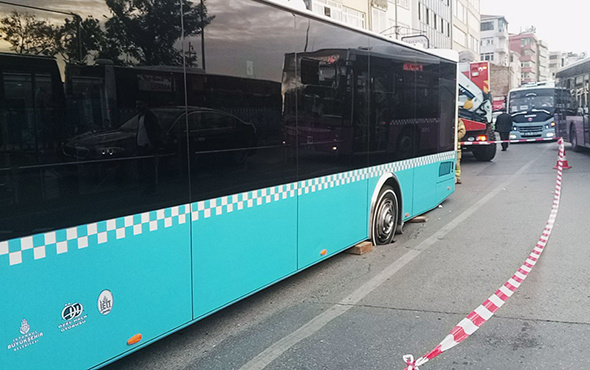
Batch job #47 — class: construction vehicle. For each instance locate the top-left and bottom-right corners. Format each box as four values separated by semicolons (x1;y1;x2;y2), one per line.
458;61;497;161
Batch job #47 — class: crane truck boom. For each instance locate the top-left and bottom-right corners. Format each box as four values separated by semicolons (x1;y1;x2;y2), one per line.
458;61;497;161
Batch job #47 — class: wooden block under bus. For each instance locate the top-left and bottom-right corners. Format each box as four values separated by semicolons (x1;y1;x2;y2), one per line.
347;241;373;255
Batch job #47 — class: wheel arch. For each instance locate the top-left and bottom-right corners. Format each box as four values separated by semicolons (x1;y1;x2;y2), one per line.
368;173;403;242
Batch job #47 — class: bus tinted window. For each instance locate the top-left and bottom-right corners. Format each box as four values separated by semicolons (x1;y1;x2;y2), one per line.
509;88;554;113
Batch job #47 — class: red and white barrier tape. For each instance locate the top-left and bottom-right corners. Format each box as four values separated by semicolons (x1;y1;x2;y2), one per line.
403;137;566;370
460;137;557;145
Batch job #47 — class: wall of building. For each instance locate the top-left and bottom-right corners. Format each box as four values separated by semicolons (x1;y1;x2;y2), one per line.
510;33;538;84
452;0;480;60
480;15;509;66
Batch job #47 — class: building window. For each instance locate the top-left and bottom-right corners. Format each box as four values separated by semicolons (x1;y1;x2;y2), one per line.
481;52;494;61
454;0;466;22
343;7;366;29
454;26;466;46
521;38;531;46
481;21;494;32
397;0;409;9
468;11;478;32
418;2;422;21
498;19;506;32
372;7;387;33
470;35;479;53
312;0;343;22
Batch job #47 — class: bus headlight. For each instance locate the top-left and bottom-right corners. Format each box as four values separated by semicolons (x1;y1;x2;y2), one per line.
545;122;556;129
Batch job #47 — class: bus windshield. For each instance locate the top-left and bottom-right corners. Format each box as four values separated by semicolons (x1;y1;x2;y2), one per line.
509;88;554;113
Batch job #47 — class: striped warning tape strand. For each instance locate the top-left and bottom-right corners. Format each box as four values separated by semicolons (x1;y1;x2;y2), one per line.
460;137;557;145
402;137;566;370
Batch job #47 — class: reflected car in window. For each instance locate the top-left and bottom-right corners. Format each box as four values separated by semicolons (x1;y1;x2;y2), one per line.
61;107;257;163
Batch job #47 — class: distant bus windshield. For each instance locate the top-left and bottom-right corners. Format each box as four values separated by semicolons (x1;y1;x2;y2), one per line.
509;88;554;113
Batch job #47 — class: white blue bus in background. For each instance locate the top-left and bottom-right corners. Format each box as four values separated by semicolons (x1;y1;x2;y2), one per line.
0;0;457;368
507;81;564;141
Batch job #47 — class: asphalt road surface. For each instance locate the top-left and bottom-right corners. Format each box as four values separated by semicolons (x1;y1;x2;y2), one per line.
106;141;590;370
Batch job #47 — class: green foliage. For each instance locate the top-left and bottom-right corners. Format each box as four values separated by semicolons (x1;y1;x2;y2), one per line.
0;11;60;56
0;1;214;66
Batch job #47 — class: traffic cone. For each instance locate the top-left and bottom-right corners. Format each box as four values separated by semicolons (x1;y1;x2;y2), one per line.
554;144;572;169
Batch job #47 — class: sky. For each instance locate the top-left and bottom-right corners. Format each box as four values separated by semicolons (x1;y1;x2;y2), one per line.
480;0;589;55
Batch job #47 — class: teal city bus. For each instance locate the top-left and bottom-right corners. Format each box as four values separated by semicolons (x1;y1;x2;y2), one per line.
507;82;562;141
0;0;457;368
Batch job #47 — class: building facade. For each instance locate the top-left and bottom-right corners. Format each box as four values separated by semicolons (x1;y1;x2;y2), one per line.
510;50;522;89
510;32;539;84
452;0;480;61
369;0;414;40
480;15;509;66
413;0;452;48
538;40;550;81
308;0;369;30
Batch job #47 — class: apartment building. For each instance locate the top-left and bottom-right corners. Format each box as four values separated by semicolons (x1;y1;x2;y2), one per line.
413;0;452;48
538;40;550;81
480;15;509;66
308;0;369;29
510;33;538;84
451;0;480;61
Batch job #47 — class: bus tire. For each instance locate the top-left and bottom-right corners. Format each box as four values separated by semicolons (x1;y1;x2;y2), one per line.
371;186;398;246
570;126;580;152
473;128;497;161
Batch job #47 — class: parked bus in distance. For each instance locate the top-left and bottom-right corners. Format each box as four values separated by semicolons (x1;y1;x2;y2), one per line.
555;57;590;151
0;0;457;368
507;81;563;141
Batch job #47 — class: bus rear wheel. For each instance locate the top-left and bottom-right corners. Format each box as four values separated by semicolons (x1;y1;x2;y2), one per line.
372;186;398;246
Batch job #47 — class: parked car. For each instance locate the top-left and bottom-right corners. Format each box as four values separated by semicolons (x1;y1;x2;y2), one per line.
62;107;257;164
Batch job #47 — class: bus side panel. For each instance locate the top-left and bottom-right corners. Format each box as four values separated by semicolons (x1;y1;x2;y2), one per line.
413;152;456;216
0;209;192;370
413;163;436;215
298;178;368;268
436;160;456;205
192;194;297;319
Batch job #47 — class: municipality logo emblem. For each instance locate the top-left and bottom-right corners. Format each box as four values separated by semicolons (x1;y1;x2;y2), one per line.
62;303;84;321
20;319;30;335
98;290;113;315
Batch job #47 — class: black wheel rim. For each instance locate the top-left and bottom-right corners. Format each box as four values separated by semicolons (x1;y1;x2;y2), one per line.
375;194;395;244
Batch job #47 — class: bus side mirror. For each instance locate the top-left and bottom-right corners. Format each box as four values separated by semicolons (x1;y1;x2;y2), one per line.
577;107;584;115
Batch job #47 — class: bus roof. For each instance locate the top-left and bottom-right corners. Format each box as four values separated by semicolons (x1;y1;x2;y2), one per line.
257;0;458;63
509;82;556;93
556;56;590;79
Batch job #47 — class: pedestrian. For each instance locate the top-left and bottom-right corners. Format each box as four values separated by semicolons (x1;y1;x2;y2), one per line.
456;117;466;184
495;110;513;151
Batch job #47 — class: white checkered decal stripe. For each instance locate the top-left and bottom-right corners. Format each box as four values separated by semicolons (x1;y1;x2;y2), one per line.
1;152;455;266
1;205;190;266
